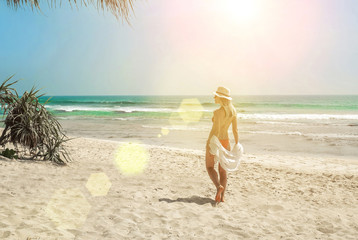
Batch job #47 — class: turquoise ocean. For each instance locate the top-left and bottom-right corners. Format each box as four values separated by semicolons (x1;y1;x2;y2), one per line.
40;95;358;121
3;95;358;158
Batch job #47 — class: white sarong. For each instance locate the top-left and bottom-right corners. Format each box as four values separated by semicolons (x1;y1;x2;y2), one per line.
209;135;244;172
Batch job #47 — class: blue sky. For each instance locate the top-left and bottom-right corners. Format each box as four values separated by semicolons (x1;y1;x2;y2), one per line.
0;0;358;95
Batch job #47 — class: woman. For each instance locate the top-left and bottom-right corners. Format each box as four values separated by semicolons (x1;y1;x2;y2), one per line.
206;86;239;203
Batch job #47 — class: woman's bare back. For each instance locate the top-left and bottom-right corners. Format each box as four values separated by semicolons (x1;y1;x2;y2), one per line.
211;107;236;140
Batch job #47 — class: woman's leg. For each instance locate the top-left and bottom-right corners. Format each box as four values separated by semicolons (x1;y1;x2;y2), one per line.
205;149;224;202
218;164;227;202
218;143;230;202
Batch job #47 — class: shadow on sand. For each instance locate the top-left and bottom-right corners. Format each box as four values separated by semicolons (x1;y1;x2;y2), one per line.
159;195;216;207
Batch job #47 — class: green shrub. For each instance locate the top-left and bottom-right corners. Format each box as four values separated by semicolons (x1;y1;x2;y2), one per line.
0;76;71;165
0;148;18;159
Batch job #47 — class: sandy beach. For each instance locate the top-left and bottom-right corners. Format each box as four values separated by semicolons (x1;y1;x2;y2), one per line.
2;0;358;238
1;135;357;240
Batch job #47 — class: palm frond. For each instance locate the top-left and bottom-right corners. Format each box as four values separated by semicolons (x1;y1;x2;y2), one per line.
5;0;135;22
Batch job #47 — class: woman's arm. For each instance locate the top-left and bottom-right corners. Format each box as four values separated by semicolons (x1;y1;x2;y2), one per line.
232;115;239;144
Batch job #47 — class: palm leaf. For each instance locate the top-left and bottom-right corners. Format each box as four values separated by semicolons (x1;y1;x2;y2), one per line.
5;0;134;21
1;77;71;164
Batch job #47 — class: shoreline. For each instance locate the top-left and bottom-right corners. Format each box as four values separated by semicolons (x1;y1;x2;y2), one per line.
1;122;357;163
56;118;358;161
2;134;358;173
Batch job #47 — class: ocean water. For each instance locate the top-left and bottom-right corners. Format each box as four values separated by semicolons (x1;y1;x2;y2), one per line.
2;95;358;157
40;95;358;120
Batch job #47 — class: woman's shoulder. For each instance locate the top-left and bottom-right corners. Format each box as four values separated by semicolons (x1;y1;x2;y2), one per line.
214;107;224;115
213;108;223;119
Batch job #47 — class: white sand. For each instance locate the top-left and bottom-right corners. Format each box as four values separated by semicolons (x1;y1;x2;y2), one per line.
0;137;357;239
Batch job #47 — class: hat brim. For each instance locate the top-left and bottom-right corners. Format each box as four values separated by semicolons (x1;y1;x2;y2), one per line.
213;92;232;100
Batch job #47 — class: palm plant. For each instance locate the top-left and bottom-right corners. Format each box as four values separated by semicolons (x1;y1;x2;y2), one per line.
0;75;17;112
0;77;71;165
5;0;134;21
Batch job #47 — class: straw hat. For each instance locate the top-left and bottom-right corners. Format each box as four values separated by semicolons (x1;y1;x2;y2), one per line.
213;86;232;100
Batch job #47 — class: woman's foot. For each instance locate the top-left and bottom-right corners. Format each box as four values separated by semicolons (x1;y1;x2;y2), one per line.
215;185;224;203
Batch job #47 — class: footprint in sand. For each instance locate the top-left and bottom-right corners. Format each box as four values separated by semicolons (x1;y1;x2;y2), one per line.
2;231;11;238
317;221;335;234
259;204;284;212
0;222;7;228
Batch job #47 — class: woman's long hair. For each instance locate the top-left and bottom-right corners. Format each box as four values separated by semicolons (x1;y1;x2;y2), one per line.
219;97;236;118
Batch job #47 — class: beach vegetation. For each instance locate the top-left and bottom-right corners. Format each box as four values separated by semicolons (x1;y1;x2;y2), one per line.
0;148;18;159
0;76;71;165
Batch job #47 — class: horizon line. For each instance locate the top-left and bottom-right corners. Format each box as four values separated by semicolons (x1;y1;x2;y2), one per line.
38;94;358;97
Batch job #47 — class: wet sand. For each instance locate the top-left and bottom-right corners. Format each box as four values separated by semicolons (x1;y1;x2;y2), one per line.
58;118;358;160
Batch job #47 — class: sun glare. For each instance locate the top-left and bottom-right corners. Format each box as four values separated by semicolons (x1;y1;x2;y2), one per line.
219;0;262;24
114;142;149;175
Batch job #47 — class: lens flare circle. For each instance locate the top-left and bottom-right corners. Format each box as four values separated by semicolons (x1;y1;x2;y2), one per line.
114;142;149;175
161;127;169;136
45;188;91;230
178;98;204;123
86;172;112;197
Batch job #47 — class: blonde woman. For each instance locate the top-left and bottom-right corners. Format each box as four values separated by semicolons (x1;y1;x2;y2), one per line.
206;86;239;203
